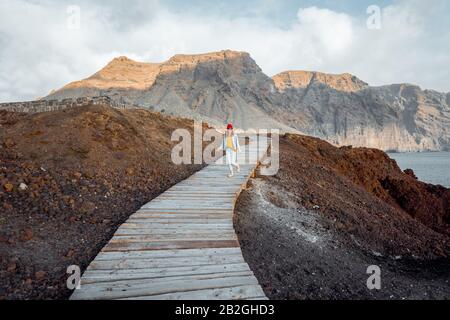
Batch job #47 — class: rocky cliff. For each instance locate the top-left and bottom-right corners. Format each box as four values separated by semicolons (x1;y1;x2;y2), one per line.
44;50;450;151
272;70;368;92
270;74;450;151
47;50;292;131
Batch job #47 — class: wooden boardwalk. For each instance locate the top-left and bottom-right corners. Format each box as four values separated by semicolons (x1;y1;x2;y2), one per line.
70;137;269;300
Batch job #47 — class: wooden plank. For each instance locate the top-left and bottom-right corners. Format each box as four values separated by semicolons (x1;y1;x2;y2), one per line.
143;203;234;207
82;270;254;285
110;236;238;243
130;216;233;220
119;285;267;300
156;195;234;198
111;234;237;240
135;211;232;215
87;255;247;270
102;240;240;252
138;207;232;211
142;203;234;207
114;228;235;236
127;218;233;222
81;272;255;288
120;223;233;229
144;206;233;210
141;206;233;210
246;296;269;300
95;248;243;260
81;264;252;284
130;214;234;219
129;214;231;219
109;235;237;243
71;275;259;300
152;199;234;203
126;218;232;224
166;188;239;191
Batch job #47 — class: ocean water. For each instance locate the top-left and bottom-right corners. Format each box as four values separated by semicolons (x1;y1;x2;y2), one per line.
388;152;450;187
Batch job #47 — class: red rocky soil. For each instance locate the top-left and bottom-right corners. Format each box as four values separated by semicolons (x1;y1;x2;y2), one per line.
235;134;450;299
0;105;207;300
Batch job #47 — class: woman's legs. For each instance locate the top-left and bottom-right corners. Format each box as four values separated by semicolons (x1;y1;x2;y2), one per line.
226;150;234;177
232;151;240;172
226;150;240;177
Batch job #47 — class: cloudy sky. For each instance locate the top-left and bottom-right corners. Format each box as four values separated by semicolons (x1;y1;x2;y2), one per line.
1;0;449;102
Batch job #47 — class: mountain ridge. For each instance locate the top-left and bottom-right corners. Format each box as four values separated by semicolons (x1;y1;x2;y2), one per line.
48;51;449;96
45;50;450;151
272;70;369;92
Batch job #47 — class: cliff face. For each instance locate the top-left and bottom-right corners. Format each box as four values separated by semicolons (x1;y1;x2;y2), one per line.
272;70;368;92
47;50;292;131
65;56;161;90
45;50;450;151
270;78;450;151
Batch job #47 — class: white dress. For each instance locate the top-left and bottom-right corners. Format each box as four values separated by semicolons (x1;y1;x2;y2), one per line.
223;134;240;166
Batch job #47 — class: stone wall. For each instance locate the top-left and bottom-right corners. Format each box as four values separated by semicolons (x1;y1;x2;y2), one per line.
0;96;138;113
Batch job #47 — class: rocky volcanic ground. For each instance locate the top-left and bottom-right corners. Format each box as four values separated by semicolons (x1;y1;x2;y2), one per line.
0;105;207;300
235;134;450;300
1;105;449;300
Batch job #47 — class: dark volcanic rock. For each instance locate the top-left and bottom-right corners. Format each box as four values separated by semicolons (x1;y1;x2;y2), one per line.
235;134;450;299
0;104;206;300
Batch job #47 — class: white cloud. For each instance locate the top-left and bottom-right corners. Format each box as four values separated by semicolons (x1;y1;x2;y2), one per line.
0;0;449;102
296;7;354;56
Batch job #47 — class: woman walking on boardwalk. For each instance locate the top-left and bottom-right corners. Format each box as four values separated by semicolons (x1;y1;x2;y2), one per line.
223;123;241;177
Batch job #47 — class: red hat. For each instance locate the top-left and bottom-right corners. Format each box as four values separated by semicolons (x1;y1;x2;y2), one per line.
227;123;233;130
